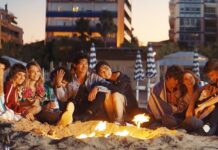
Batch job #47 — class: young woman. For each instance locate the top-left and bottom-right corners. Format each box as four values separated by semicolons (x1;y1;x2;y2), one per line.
4;63;30;120
95;61;139;123
179;70;203;131
0;58;22;121
20;61;44;120
180;70;200;116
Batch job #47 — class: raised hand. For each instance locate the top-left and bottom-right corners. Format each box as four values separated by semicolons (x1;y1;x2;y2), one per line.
55;69;65;87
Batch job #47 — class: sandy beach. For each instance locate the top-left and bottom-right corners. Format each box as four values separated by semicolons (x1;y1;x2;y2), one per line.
1;118;218;150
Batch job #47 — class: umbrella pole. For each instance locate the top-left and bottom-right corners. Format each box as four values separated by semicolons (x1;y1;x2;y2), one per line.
146;78;151;102
136;80;139;102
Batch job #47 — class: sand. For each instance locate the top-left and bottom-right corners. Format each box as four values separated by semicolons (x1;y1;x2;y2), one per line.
1;118;218;150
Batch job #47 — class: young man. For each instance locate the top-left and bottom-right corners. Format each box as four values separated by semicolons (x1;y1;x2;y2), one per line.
95;61;139;123
55;53;111;121
195;59;218;135
147;65;184;124
147;65;203;130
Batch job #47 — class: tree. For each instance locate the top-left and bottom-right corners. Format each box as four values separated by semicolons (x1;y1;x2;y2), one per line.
156;42;180;59
96;10;116;47
75;17;91;42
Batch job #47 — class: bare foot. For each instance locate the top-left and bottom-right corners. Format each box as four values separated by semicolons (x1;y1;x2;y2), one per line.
57;102;74;126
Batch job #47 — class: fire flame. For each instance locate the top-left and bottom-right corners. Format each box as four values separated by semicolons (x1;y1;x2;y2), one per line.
115;130;129;137
95;121;107;131
77;134;88;139
132;114;150;128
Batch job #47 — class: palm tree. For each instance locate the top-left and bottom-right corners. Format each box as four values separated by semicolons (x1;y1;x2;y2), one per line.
96;10;116;47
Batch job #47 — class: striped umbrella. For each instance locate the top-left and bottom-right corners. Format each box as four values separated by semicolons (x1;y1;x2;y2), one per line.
89;43;97;69
146;45;157;78
134;50;145;102
134;50;145;80
193;48;200;78
146;44;157;100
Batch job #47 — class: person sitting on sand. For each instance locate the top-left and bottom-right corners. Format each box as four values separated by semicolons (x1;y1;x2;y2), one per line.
95;61;139;123
0;58;22;121
193;59;218;136
147;65;184;128
36;67;74;125
0;57;10;114
56;53;112;121
3;63;29;120
19;61;44;120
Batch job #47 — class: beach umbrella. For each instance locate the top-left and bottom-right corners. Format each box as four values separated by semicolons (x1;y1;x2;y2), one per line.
89;43;97;69
193;48;200;78
134;50;145;80
134;50;145;101
146;44;157;100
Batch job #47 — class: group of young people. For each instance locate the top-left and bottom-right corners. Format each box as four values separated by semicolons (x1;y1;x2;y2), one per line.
148;60;218;136
0;53;139;127
1;53;218;136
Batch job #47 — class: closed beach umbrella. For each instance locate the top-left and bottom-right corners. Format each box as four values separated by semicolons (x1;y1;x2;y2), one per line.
134;50;145;101
146;44;157;100
193;49;200;78
89;43;97;69
134;50;145;80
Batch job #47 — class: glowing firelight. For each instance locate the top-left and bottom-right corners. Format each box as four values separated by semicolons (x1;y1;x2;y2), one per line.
132;114;150;128
95;121;107;131
77;134;88;139
115;130;129;136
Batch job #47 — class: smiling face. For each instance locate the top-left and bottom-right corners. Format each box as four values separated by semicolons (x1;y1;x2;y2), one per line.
98;64;112;79
28;65;41;82
206;70;218;85
74;58;89;75
183;72;196;88
13;72;26;85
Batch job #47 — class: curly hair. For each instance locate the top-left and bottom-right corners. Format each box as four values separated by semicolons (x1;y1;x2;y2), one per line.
6;63;26;81
26;60;44;88
165;65;184;81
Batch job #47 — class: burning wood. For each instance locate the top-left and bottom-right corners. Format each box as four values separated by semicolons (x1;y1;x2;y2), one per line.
132;114;150;128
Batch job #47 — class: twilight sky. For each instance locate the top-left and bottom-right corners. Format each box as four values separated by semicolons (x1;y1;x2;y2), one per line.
0;0;169;46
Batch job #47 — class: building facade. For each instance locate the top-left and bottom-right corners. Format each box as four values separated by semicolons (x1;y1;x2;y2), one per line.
0;5;23;49
169;0;218;47
46;0;132;47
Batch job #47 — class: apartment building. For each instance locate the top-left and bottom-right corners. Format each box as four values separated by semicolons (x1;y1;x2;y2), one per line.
46;0;132;47
0;4;23;48
169;0;218;47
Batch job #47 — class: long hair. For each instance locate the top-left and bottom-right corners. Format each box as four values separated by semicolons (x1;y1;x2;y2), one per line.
25;61;44;88
181;70;200;96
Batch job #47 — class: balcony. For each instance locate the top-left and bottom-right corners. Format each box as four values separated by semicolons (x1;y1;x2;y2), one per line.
46;10;117;18
46;25;100;32
205;27;217;33
204;13;217;19
204;0;217;3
